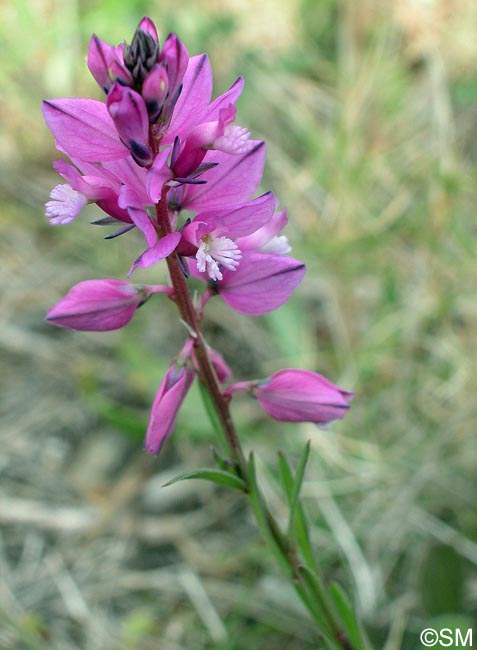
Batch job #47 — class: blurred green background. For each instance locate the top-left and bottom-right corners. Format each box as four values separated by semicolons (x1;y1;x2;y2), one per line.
1;0;476;648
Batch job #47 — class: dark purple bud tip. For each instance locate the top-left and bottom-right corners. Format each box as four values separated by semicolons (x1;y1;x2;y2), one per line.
124;22;159;86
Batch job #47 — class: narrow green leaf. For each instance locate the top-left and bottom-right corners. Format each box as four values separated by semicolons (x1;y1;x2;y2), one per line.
247;453;292;577
211;446;229;471
197;381;223;438
163;468;247;492
298;566;337;642
329;582;370;650
288;441;311;539
278;451;317;573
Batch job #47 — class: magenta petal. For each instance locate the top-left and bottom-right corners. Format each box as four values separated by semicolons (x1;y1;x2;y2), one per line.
238;207;289;251
107;84;152;166
127;207;157;247
136;16;159;43
204;76;244;122
203;192;276;239
46;279;143;331
159;33;189;99
42;99;128;161
255;369;354;425
218;252;306;315
182;142;266;211
163;54;213;144
128;232;181;275
147;149;173;203
144;364;195;454
87;35;116;92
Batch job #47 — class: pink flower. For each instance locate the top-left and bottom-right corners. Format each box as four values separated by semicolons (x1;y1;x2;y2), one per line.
145;362;195;454
227;370;354;426
46;279;170;331
178;192;276;280
190;251;305;315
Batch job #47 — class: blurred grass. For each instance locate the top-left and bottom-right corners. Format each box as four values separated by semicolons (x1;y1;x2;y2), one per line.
1;1;476;649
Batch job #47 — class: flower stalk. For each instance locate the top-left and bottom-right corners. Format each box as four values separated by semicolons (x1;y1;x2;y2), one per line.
42;17;369;649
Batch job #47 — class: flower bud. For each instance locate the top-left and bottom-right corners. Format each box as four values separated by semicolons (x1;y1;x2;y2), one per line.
124;18;160;85
145;362;195;454
46;279;169;331
106;84;152;166
254;369;354;426
142;64;169;122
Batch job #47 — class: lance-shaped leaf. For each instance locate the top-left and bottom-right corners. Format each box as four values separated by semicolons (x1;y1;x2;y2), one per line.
329;582;371;650
163;467;247;492
42;99;129;161
286;441;311;540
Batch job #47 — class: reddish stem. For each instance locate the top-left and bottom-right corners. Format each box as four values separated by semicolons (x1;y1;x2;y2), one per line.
154;185;247;474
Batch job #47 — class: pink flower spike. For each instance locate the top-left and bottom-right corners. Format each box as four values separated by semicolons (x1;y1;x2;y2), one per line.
212;252;306;315
46;279;169;331
128;232;181;276
254;369;354;426
42;99;128;162
145;362;195;454
107;84;152;166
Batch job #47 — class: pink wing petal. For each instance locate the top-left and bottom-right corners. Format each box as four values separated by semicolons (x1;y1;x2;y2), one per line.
204;76;244;122
127;207;157;247
42;99;128;161
219;252;305;315
162;54;213;144
128;232;181;275
182;141;266;211
200;192;276;239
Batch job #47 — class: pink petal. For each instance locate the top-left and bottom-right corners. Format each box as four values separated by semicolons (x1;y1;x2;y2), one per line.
162;54;213;144
181;142;266;211
144;364;195;454
256;369;354;424
127;207;157;247
42;99;128;161
128;232;181;275
200;192;276;239
204;76;244;122
219;252;305;315
46;279;140;331
147;149;173;203
238;208;288;251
